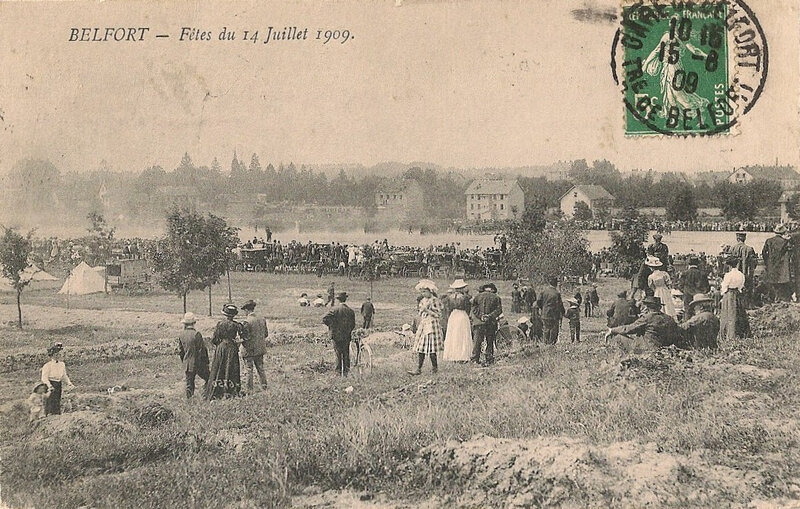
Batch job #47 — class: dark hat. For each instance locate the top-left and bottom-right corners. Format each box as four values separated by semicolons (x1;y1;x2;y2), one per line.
482;283;498;293
653;233;663;240
617;290;627;298
222;304;239;317
688;257;700;265
47;342;64;356
336;292;348;301
241;299;257;310
641;296;662;308
736;231;747;238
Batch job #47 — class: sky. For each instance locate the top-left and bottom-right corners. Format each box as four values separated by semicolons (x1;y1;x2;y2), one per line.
0;0;797;175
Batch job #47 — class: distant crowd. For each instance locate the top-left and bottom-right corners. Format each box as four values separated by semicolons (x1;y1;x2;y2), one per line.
574;219;779;233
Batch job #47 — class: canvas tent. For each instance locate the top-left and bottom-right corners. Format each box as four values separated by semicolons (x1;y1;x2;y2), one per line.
59;262;107;296
0;265;59;291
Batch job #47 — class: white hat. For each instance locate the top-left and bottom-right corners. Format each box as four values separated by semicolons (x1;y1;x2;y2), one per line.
517;316;530;325
401;323;412;332
181;312;197;324
670;289;684;296
449;279;468;289
415;279;438;293
645;256;663;267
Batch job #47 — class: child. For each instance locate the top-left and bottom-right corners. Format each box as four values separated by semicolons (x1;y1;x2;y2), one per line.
27;382;48;422
565;298;581;343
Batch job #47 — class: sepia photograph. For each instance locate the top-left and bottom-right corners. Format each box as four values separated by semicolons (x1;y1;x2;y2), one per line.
0;0;799;507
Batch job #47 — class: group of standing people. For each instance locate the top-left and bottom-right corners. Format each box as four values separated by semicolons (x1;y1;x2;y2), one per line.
175;300;269;400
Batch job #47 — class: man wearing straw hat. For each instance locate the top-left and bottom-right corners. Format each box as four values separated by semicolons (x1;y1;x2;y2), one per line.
176;312;209;398
678;293;720;349
323;292;356;376
646;233;670;268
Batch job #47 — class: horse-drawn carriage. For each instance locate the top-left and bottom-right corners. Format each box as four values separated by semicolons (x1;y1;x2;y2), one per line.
234;247;275;272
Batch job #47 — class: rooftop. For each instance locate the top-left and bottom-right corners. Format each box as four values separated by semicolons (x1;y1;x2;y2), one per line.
561;185;615;201
465;178;520;195
734;165;799;181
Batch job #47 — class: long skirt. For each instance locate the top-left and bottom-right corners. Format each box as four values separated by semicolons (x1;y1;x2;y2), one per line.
720;289;750;341
204;340;241;400
443;310;472;361
45;380;61;416
413;317;444;354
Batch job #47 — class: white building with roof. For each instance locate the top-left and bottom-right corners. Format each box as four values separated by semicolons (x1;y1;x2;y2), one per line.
465;178;525;221
559;185;615;218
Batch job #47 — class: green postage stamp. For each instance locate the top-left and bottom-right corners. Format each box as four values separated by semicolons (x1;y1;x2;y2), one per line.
614;0;767;136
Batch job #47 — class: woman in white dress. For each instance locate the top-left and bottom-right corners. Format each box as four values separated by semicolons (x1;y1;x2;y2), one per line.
443;279;472;362
646;256;677;318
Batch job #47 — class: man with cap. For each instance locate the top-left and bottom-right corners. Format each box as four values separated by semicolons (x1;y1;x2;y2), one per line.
176;312;209;398
360;297;375;329
323;292;356;376
537;277;565;344
646;233;670;268
605;296;680;348
729;231;758;306
679;257;710;317
240;300;269;393
678;294;720;349
470;282;503;365
762;224;792;301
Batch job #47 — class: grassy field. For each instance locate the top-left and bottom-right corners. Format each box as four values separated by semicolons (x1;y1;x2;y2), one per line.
1;273;799;508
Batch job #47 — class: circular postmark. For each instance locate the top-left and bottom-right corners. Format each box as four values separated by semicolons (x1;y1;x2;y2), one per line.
611;0;768;136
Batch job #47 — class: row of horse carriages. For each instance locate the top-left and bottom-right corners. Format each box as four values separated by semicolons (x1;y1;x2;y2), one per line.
231;245;513;280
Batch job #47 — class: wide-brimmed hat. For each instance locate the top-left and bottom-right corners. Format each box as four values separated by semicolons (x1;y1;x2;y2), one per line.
645;256;663;267
670;288;684;296
449;279;468;290
653;233;663;241
241;299;257;310
688;293;713;308
401;323;412;332
688;256;700;266
415;279;438;293
517;316;530;325
774;224;787;234
181;312;197;324
566;297;579;306
641;296;662;308
482;282;498;293
336;292;349;301
47;343;64;356
736;231;747;238
222;304;239;317
32;382;48;393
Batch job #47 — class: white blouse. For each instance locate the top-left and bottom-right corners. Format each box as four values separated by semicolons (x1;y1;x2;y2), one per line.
721;268;746;294
41;360;72;387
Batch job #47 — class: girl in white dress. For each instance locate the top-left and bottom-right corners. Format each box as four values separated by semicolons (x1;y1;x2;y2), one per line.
443;279;472;362
646;256;677;318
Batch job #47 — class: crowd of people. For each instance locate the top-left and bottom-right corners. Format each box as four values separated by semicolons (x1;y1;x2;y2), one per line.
574;218;779;233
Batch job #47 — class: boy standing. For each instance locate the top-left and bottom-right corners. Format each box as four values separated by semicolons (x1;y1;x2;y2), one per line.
565;298;581;342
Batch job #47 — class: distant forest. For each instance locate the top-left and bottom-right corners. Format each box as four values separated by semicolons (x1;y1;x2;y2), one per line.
0;154;788;231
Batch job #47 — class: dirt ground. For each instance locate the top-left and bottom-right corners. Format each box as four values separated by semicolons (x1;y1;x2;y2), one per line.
2;273;800;508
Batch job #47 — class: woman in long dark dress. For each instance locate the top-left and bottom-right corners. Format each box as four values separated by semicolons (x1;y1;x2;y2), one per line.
41;343;75;415
204;304;243;400
720;257;750;341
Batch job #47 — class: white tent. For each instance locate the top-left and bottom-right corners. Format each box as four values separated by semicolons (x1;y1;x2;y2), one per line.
0;265;58;291
59;262;107;296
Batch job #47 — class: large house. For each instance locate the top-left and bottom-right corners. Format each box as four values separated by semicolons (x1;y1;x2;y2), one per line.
728;166;800;189
559;185;615;218
465;179;525;221
374;179;425;220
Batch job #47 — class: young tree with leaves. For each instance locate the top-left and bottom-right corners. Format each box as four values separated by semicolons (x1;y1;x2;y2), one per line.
665;183;698;221
609;206;648;278
86;212;116;267
153;208;239;313
0;228;34;328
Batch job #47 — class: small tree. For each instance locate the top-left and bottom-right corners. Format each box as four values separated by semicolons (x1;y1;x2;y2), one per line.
0;228;34;328
86;211;116;266
573;201;593;221
153;208;239;313
609;206;648;278
786;193;800;221
504;209;592;284
666;183;698;221
722;186;757;220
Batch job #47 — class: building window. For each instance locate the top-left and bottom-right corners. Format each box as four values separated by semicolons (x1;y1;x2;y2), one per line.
500;204;504;210
574;192;578;198
470;204;474;210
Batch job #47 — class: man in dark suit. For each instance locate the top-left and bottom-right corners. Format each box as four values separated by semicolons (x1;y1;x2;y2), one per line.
470;283;503;365
763;224;792;302
606;290;637;327
679;257;710;316
323;292;356;376
176;312;209;398
537;277;565;344
360;297;375;329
